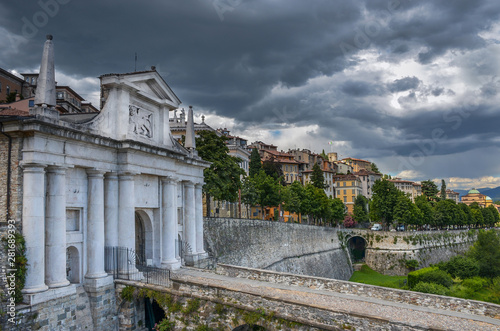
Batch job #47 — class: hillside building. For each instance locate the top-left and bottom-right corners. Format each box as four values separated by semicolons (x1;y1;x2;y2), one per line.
334;174;362;213
461;189;493;207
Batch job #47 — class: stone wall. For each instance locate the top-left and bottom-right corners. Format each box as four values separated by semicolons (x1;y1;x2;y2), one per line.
204;218;352;280
0;133;23;225
215;264;500;320
345;229;477;275
115;280;425;331
0;284;118;330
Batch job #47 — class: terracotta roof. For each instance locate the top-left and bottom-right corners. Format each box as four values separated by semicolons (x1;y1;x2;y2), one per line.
0;107;30;117
342;157;371;163
388;179;414;184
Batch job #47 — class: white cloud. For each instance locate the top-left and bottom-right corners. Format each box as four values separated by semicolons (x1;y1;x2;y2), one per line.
439;176;500;190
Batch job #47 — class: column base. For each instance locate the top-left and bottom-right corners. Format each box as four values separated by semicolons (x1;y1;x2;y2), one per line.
161;259;181;271
84;275;114;291
22;284;48;294
23;284;76;305
184;254;199;266
47;279;70;289
84;271;109;279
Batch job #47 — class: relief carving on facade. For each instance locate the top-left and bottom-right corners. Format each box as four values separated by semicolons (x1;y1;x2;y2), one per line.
129;105;153;138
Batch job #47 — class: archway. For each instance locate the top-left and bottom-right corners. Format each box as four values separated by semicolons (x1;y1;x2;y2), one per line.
347;236;367;262
135;210;153;266
66;246;80;283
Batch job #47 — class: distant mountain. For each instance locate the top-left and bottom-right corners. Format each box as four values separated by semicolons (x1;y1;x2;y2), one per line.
481;187;500;202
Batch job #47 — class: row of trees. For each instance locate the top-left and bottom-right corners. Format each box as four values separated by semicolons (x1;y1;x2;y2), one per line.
369;179;499;229
195;130;499;229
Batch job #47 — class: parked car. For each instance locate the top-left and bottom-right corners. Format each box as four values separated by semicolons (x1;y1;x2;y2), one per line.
370;223;383;231
396;224;405;231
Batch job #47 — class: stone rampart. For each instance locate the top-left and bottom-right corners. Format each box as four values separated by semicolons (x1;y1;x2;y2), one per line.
204;218;352;280
344;229;477;275
215;264;500;320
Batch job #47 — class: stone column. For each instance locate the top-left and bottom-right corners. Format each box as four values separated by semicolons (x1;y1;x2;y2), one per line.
22;164;48;293
183;181;197;264
118;173;135;250
104;173;119;248
195;183;206;256
85;170;107;279
161;177;181;270
45;166;70;288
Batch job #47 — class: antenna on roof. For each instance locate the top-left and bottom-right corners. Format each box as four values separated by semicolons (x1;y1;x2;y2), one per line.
134;53;137;72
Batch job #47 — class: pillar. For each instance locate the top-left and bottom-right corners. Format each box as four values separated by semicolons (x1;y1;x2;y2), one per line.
195;183;206;256
85;170;107;279
104;173;119;248
45;166;70;288
183;181;197;263
22;164;48;293
161;177;180;269
118;173;135;250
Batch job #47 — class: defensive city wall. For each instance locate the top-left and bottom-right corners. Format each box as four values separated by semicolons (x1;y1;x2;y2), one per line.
205;218;478;277
203;217;353;280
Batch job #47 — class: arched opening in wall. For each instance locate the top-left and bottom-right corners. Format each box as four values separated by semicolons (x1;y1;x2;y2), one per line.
233;325;267;331
347;236;367;263
144;298;166;330
66;246;80;284
135;210;153;266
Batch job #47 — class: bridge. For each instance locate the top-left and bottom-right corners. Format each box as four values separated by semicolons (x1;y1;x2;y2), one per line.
117;264;500;331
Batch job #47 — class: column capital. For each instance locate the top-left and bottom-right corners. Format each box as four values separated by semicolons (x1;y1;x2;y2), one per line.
195;182;204;189
105;172;119;180
161;176;178;184
46;165;68;174
118;172;137;180
20;162;46;171
86;169;106;177
183;180;195;188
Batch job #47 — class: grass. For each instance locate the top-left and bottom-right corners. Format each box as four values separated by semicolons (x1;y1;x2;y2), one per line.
349;264;407;289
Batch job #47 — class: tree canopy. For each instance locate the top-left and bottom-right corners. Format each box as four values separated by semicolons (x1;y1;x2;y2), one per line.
421;180;439;202
196;130;245;215
369;179;400;227
249;148;262;178
311;163;327;189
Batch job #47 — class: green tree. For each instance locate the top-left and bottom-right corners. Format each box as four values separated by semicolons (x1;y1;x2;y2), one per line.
369;179;400;228
421;180;439;202
251;170;280;220
487;205;500;225
282;181;306;222
471;208;484;227
353;194;369;223
459;203;473;228
196;130;245;217
241;176;259;218
468;230;500;278
433;199;460;228
440;179;447;200
330;198;346;226
415;195;433;228
311;163;327;189
394;194;421;227
371;162;380;173
262;155;283;181
249;148;262;178
481;207;495;227
320;149;328;160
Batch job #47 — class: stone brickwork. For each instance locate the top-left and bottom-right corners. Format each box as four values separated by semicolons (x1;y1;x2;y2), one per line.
215;264;500;320
344;229;477;275
204;217;352;280
0;133;23;226
0;284;118;330
115;280;420;331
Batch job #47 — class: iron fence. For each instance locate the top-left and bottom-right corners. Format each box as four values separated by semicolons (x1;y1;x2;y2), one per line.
104;246;170;287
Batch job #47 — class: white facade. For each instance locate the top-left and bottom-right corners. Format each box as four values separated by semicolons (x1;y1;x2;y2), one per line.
5;38;209;304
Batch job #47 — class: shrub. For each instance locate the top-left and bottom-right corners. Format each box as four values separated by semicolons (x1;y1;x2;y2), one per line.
408;267;453;288
413;282;449;296
439;255;480;280
462;277;488;292
154;318;175;331
405;259;419;271
343;216;357;228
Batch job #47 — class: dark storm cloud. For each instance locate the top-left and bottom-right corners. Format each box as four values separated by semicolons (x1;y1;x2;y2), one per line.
388;76;421;92
1;0;500;180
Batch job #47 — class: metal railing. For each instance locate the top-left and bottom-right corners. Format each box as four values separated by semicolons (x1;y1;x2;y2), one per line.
105;246;170;287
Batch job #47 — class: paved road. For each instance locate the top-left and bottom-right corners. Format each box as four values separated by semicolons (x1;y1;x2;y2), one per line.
171;268;500;331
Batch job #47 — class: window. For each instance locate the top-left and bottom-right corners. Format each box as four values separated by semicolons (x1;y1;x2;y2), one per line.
66;209;81;232
6;85;10;95
343;189;346;195
29;100;34;107
352;196;355;202
343;196;347;203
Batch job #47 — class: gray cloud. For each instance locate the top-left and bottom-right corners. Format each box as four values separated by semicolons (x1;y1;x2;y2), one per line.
1;0;500;184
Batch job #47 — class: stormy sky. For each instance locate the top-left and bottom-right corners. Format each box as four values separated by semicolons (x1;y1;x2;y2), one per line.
1;0;500;190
